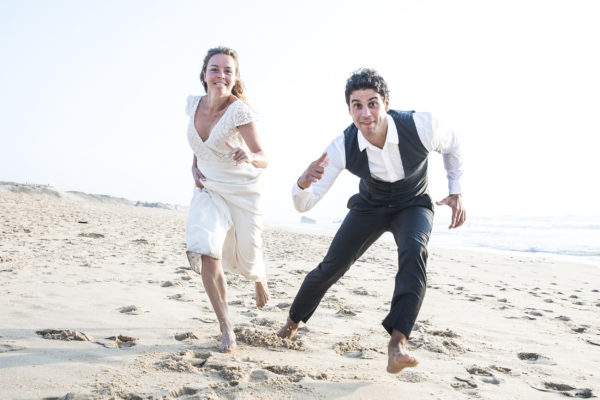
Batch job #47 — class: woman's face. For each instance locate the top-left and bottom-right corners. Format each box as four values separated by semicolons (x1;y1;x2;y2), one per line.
203;54;236;96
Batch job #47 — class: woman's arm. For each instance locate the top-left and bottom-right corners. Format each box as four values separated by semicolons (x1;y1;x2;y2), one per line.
191;154;206;188
228;121;269;169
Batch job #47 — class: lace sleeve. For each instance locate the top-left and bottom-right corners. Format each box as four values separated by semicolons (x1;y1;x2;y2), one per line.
233;101;255;127
186;95;199;116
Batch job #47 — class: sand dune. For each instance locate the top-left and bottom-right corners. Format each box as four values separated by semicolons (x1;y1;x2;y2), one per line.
0;184;598;399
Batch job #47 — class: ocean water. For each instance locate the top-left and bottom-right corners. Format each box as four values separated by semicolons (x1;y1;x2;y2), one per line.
430;215;600;264
267;214;600;266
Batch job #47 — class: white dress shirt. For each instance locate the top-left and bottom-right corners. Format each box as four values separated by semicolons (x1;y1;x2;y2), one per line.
292;112;463;212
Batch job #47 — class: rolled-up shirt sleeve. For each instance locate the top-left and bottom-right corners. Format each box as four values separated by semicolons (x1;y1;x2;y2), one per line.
413;112;463;195
291;135;346;212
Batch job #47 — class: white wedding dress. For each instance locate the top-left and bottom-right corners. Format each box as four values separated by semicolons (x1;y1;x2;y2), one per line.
185;95;265;281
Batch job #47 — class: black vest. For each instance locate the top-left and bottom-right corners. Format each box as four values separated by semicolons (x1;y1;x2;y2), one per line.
343;110;433;211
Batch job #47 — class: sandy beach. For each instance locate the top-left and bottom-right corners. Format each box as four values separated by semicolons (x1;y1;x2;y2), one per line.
1;183;598;399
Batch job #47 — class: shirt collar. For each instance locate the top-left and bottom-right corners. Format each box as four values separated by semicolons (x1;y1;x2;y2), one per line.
357;114;399;151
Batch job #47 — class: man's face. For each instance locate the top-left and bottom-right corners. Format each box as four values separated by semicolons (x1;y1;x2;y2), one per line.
348;89;389;137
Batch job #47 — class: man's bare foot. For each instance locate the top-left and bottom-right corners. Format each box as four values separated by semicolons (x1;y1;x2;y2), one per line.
386;329;418;373
387;345;418;373
255;280;270;309
219;322;237;353
276;317;299;339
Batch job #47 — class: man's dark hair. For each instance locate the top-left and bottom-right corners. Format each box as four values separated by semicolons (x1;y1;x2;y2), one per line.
344;68;390;106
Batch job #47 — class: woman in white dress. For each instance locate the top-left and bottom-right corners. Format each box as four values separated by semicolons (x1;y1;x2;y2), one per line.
185;46;269;353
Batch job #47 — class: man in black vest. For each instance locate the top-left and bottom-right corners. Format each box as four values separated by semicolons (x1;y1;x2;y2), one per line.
277;68;465;373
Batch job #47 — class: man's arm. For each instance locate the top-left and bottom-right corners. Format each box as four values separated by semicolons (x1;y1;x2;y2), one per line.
292;135;345;212
414;112;465;229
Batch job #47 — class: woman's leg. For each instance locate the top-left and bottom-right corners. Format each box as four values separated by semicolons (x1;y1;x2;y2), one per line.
227;205;269;309
200;255;236;353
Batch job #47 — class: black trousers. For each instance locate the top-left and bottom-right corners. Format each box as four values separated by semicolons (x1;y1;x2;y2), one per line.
288;205;433;339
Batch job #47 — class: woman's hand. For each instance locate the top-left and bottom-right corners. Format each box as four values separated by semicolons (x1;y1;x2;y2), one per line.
235;122;269;169
191;155;206;188
225;141;253;166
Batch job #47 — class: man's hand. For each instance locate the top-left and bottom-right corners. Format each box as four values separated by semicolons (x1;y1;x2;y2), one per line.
192;165;206;189
297;153;329;189
436;194;466;229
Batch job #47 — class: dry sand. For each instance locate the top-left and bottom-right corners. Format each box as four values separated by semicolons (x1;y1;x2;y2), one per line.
1;183;599;399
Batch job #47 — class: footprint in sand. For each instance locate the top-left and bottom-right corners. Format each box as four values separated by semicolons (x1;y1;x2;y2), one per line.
526;310;543;317
36;329;92;341
233;326;304;350
174;332;201;341
490;365;512;374
167;293;194;302
466;366;493;376
430;328;459;338
466;365;502;384
118;305;147;315
219;365;249;383
555;315;571;321
518;352;540;361
335;306;358;317
169;387;199;398
531;382;594;398
452;376;478;390
192;316;217;324
517;352;555;365
334;336;382;359
262;364;305;383
158;350;210;373
291;269;308;275
0;343;27;353
102;335;137;348
396;371;428;383
276;302;292;309
352;287;374;296
410;332;467;356
78;232;104;238
161;280;181;288
250;317;279;328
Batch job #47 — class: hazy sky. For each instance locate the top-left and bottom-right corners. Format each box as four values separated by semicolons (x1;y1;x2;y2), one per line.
1;0;599;223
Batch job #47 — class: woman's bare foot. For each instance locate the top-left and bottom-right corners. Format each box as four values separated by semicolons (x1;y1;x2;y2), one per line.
277;317;299;339
219;322;237;353
255;279;270;309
